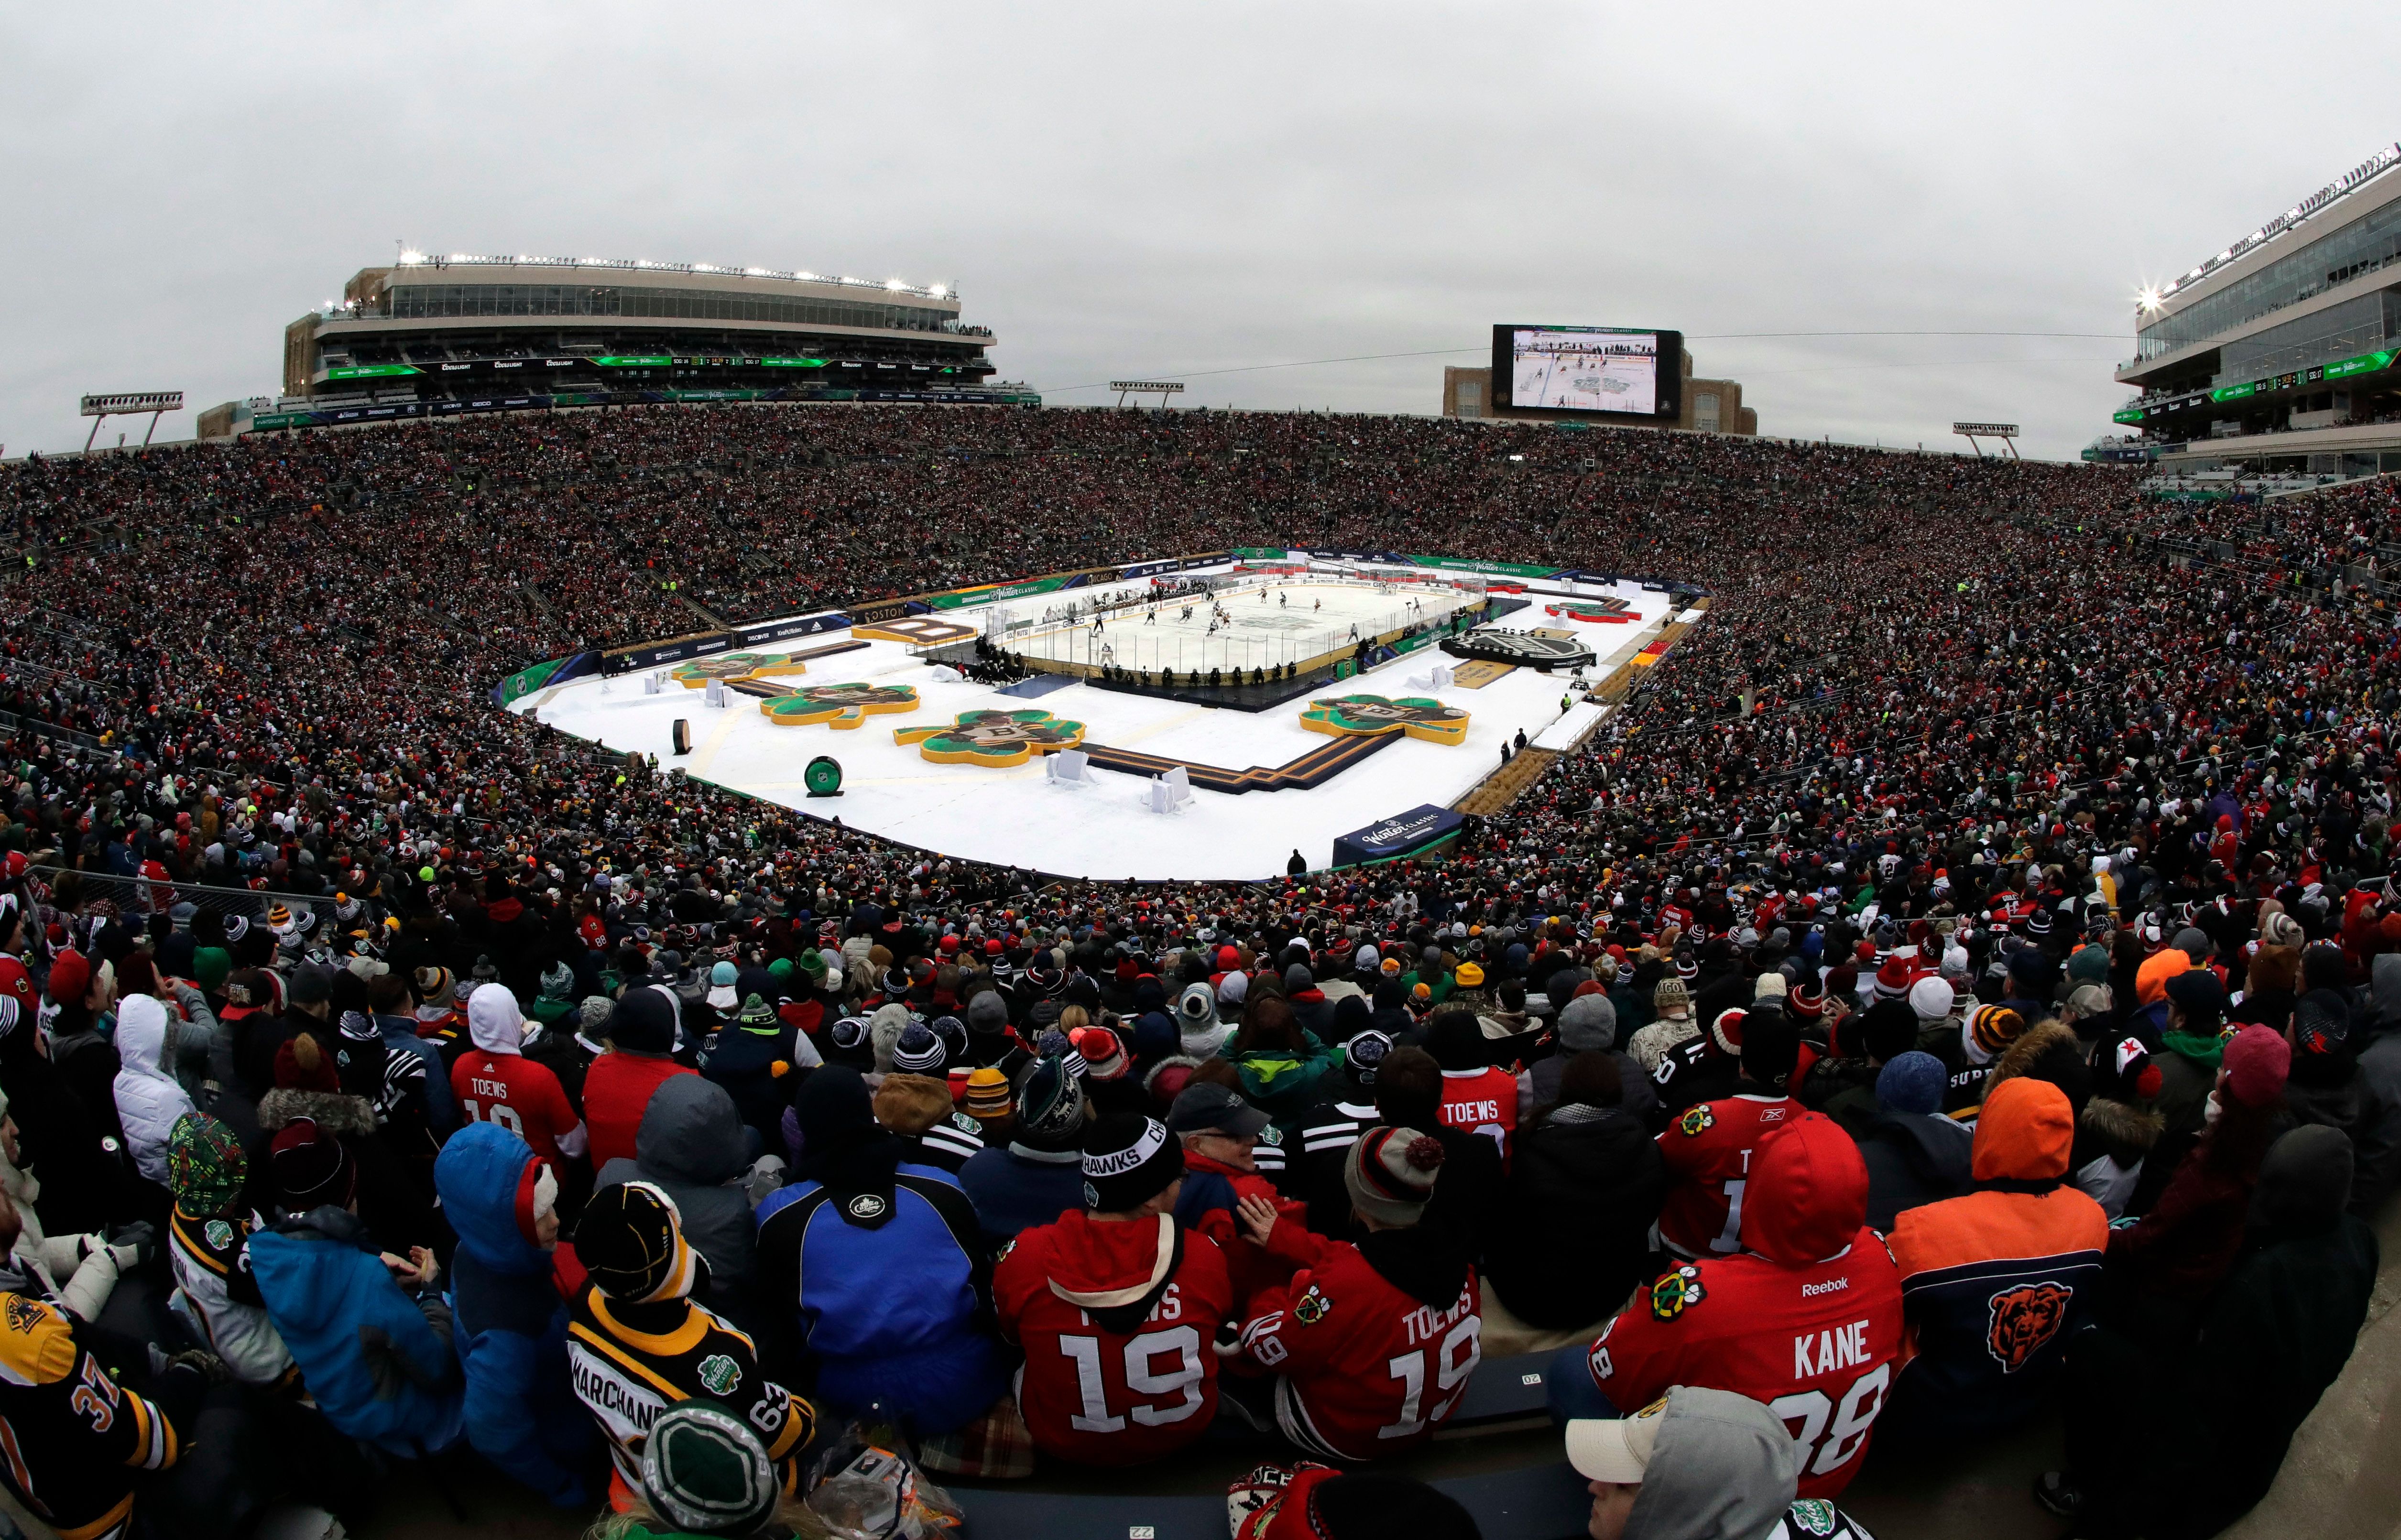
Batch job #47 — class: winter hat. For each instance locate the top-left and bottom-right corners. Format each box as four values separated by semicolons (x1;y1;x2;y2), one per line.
578;1183;698;1312
873;1074;956;1138
2090;1033;2162;1104
1752;971;1787;1003
1872;956;1910;999
1707;1007;1746;1058
605;988;677;1054
166;1112;247;1216
1345;1029;1393;1086
273;1032;342;1093
1558;992;1617;1053
46;950;91;1007
1738;1008;1800;1091
1344;1126;1445;1227
1016;1055;1090;1146
1128;1010;1179;1068
2164;968;2227;1025
1907;976;1955;1024
706;961;739;1010
640;1403;779;1537
1453;962;1484;989
1080;1114;1186;1213
2291;988;2353;1062
2222;1024;2291;1109
1876;1052;1946;1116
268;1116;354;1211
578;996;616;1032
2172;926;2214;963
1652;977;1692;1019
868;1003;915;1072
734;993;776;1028
2253;1123;2354;1233
1074;1026;1129;1081
1285;963;1317;994
891;1022;947;1075
2066;944;2112;986
963;1066;1014;1123
1967;1004;2026;1060
1175;982;1217;1032
965;990;1011;1035
2258;911;2304;949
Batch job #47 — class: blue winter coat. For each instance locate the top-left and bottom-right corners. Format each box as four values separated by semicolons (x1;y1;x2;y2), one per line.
248;1205;465;1457
378;1011;458;1132
432;1123;594;1505
755;1159;1005;1434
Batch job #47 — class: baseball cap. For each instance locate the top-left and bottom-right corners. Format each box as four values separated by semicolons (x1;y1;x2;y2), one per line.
1163;1081;1270;1139
1566;1396;1671;1483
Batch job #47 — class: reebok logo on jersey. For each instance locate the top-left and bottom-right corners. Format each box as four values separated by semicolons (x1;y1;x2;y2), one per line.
1799;1277;1850;1298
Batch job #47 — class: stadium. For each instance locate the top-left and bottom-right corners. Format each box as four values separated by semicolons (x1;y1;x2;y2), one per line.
7;115;2401;1540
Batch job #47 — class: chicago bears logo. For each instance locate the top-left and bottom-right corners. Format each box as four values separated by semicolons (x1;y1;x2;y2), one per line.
1650;1265;1706;1322
1984;1281;2074;1372
1677;1105;1715;1137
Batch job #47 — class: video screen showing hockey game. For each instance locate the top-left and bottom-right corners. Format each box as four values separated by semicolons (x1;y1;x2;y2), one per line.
1495;325;1681;418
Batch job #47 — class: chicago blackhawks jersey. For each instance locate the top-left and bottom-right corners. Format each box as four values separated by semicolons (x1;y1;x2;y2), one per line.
450;1049;581;1166
1437;1067;1519;1163
565;1283;814;1496
1238;1226;1483;1463
1584;1236;1904;1498
1654;1093;1799;1259
0;1290;182;1540
994;1212;1236;1468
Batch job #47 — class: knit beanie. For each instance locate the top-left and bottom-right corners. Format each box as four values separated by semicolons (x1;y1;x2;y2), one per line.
966;990;1010;1035
1453;962;1484;989
1967;1004;2026;1060
268;1117;354;1212
2252;1123;2354;1233
891;1022;947;1075
1175;982;1217;1031
1558;993;1617;1053
1906;976;1955;1024
1344;1126;1445;1227
575;1180;698;1304
2222;1024;2291;1109
167;1112;247;1216
605;987;677;1054
2089;1032;2162;1104
640;1402;779;1537
1876;1052;1946;1117
1074;1026;1129;1081
1080;1114;1186;1213
963;1066;1013;1123
873;1074;956;1138
273;1033;343;1094
1707;1008;1746;1058
1345;1029;1393;1087
1738;1008;1800;1091
2066;944;2111;986
1652;977;1691;1018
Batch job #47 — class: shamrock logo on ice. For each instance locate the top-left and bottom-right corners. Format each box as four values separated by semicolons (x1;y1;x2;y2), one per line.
894;708;1089;768
757;683;920;731
1298;694;1471;747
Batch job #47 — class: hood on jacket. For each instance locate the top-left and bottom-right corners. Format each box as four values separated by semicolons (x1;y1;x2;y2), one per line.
1970;1076;2074;1183
434;1121;551;1277
1046;1213;1187;1334
467;983;524;1056
1737;1111;1868;1264
2370;952;2401;1035
248;1205;375;1333
256;1086;380;1137
1620;1386;1802;1540
114;993;172;1078
635;1074;750;1188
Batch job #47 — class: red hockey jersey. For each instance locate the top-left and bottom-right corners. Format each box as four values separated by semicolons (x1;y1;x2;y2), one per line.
450;1049;582;1166
1655;1091;1798;1258
1592;1113;1903;1498
994;1212;1235;1468
1437;1067;1519;1164
1238;1223;1483;1462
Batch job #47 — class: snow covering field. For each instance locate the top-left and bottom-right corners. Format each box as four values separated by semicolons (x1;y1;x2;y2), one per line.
515;569;1676;880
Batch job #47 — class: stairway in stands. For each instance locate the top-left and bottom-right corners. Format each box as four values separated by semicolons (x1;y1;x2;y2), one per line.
1454;747;1557;816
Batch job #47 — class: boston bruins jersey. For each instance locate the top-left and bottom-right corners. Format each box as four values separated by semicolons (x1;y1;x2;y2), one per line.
0;1291;182;1540
565;1281;815;1494
166;1205;297;1391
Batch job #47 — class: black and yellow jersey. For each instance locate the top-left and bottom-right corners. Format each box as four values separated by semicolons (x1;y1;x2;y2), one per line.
564;1281;814;1493
0;1290;181;1540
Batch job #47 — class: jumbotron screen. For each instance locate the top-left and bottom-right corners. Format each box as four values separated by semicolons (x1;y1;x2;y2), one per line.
1492;325;1683;421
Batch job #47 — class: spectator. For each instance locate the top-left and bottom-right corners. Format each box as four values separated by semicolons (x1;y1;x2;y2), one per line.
1235;1125;1481;1460
1849;1051;1971;1232
584;987;697;1170
754;1064;1005;1434
1484;1052;1668;1331
959;1054;1090;1248
1883;1077;2109;1443
597;1074;761;1305
567;1181;816;1510
1655;1010;1800;1260
432;1120;594;1507
451;981;589;1168
164;1112;293;1389
994;1111;1232;1466
1568;1386;1874;1540
1163;1081;1309;1310
1;1083;140;1323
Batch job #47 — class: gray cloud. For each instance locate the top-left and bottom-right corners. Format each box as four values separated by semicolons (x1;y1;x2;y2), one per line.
4;3;2394;459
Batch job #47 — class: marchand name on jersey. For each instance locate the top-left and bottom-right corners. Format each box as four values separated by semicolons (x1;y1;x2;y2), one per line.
571;1348;666;1436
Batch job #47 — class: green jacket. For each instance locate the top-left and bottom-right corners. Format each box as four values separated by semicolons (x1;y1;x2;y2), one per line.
1233;1032;1344;1128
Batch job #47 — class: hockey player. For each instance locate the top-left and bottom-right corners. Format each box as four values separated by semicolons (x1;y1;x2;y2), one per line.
567;1182;816;1510
1654;1009;1801;1259
1565;1112;1902;1498
994;1113;1235;1467
1235;1127;1481;1461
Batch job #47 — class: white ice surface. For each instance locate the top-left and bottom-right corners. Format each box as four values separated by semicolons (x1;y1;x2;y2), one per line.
520;577;1677;880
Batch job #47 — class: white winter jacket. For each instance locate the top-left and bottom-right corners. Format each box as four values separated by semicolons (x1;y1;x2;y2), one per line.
111;994;196;1185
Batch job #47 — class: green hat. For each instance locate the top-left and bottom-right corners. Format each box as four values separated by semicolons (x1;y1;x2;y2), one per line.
736;993;776;1028
167;1112;247;1216
797;950;828;981
639;1403;778;1536
767;957;795;982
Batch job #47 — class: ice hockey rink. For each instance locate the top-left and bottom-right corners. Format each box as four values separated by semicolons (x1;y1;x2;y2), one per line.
514;568;1685;880
1000;575;1481;678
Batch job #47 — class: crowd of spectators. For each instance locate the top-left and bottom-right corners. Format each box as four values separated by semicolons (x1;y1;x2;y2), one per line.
0;401;2394;1540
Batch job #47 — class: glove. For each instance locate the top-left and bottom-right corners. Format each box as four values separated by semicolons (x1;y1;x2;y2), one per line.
103;1221;156;1270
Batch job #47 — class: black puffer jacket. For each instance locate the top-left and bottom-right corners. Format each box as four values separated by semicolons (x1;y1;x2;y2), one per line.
1852;1106;1973;1232
1483;1105;1668;1330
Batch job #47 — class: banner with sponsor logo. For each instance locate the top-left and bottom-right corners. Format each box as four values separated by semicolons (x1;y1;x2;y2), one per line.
493;651;598;706
1331;803;1466;869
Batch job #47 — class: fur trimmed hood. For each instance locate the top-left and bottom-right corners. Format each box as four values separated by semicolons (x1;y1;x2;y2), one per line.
256;1086;379;1138
1990;1017;2082;1087
2080;1092;2163;1166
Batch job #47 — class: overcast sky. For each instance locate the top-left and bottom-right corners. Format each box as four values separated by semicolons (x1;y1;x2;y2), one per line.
4;5;2395;460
